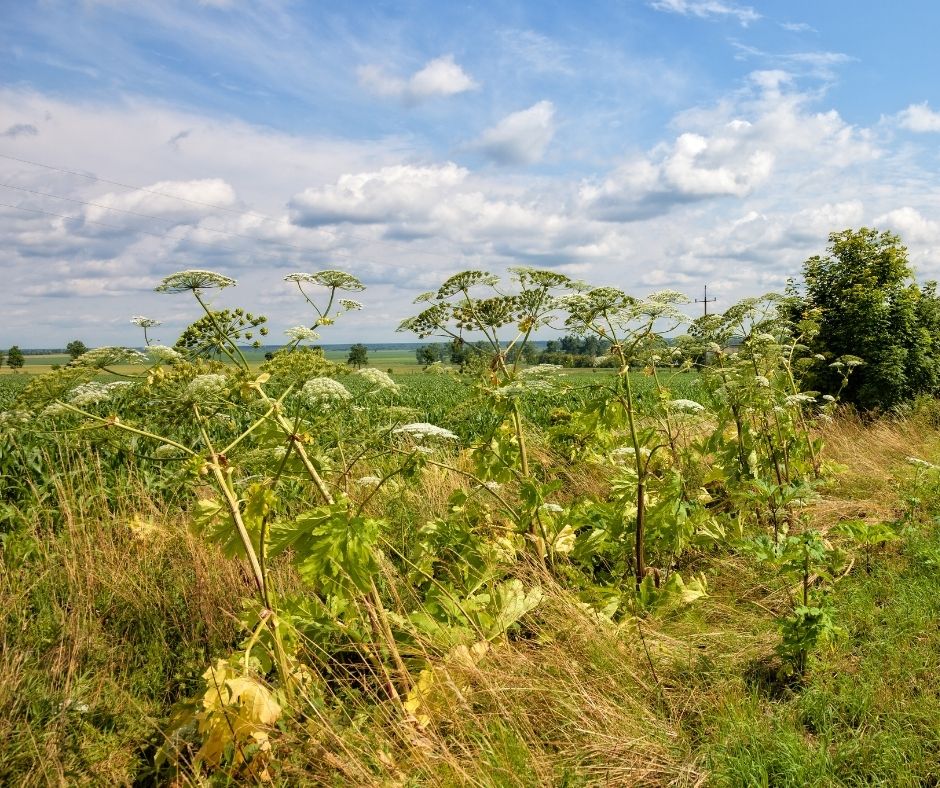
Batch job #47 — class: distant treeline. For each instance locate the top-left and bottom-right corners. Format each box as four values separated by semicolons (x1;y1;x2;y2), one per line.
416;335;621;368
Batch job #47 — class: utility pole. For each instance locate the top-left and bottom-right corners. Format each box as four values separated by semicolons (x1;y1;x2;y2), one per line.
695;284;717;317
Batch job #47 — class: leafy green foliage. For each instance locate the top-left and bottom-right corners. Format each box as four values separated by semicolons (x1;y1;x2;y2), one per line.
797;227;940;409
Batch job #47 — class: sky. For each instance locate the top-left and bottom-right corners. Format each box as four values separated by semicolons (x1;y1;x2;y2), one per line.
2;0;940;347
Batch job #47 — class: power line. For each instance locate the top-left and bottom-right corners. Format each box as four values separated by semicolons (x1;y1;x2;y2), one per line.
0;152;278;220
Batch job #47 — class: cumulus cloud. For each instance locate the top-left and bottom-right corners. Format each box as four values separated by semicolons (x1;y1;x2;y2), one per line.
581;73;877;221
357;55;478;104
874;207;940;243
473;101;556;165
290;164;469;226
649;0;760;26
897;102;940;133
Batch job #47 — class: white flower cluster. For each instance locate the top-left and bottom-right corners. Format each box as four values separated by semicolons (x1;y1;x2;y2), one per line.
784;393;817;406
393;422;459;441
754;375;771;388
297;377;352;409
68;381;132;407
41;402;72;418
666;399;706;413
70;347;148;369
520;364;563;378
186;374;229;400
0;410;31;428
906;456;937;470
285;326;320;342
148;345;183;364
539;502;564;513
131;316;162;328
355;475;382;487
357;367;398;392
340;299;363;311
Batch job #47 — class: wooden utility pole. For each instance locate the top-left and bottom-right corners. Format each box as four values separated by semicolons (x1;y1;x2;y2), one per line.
695;284;717;317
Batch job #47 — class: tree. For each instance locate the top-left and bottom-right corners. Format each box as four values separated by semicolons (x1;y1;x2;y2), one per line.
7;345;24;371
347;343;368;368
0;350;4;370
415;345;438;366
66;340;88;360
798;228;940;410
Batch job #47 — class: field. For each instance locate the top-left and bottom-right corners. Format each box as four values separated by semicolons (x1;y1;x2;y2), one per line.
3;283;940;786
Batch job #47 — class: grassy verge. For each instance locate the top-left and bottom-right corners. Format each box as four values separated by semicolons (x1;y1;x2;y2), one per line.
3;409;940;785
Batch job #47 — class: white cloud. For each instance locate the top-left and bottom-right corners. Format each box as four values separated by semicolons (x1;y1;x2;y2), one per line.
874;207;940;243
897;102;940;133
779;21;817;33
357;55;478;104
290;164;469;226
649;0;760;26
473;101;556;165
581;73;878;221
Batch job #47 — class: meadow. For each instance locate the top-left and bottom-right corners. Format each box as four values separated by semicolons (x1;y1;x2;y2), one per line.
3;267;940;786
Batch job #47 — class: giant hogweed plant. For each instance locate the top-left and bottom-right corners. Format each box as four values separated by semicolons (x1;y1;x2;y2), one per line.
0;265;858;775
398;268;577;560
21;268;549;777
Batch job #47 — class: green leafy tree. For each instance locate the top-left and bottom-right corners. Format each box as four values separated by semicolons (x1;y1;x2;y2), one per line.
7;345;24;371
798;228;940;409
347;343;368;368
0;349;4;369
415;345;437;366
66;340;88;360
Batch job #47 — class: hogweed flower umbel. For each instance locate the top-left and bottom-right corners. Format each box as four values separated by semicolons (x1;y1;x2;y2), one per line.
70;347;148;369
393;422;459;442
357;367;398;392
297;377;352;409
185;374;229;400
131;316;162;328
285;326;320;342
155;270;236;293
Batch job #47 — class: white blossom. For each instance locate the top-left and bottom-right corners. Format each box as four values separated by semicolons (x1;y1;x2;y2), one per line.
186;374;229;400
539;503;564;513
131;316;162;328
285;326;320;342
666;399;705;413
906;456;937;469
355;475;382;487
68;381;132;406
393;422;459;441
755;375;771;388
70;346;148;369
340;299;363;311
148;345;183;364
357;367;398;392
784;393;817;406
297;377;352;409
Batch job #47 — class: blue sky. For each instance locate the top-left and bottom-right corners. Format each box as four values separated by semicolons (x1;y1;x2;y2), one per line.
2;0;940;346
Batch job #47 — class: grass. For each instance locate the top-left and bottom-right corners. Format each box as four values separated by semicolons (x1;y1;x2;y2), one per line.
3;369;940;785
